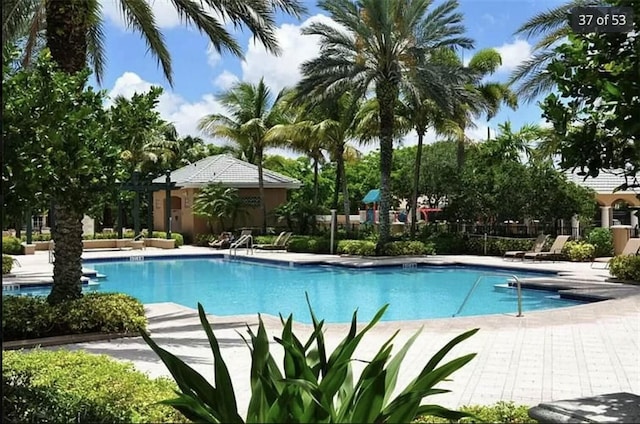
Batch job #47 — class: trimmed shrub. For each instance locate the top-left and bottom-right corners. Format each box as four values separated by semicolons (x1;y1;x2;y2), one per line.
425;233;467;254
609;255;640;281
466;236;533;256
2;293;147;341
2;236;22;255
194;233;213;247
562;241;595;262
20;233;52;242
414;401;536;423
585;227;614;258
3;254;13;274
337;240;377;256
287;236;332;253
382;240;436;256
152;231;184;247
254;235;277;245
3;349;187;423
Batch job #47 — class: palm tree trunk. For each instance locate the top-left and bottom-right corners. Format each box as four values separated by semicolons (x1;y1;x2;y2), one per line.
257;149;267;233
410;130;425;238
47;204;83;304
340;157;351;231
376;80;398;252
313;157;319;208
44;0;90;305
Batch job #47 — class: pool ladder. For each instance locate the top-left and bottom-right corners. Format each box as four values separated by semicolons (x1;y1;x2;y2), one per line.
453;273;523;318
229;234;253;258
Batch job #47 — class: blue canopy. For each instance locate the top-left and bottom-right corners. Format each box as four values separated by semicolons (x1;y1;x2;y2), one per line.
362;189;381;204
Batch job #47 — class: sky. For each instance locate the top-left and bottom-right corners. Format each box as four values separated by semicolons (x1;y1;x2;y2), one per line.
96;0;563;155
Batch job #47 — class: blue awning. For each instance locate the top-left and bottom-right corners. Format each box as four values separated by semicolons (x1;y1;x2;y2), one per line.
362;189;381;203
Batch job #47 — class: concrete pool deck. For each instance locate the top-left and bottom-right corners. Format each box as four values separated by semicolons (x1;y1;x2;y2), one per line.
4;247;640;414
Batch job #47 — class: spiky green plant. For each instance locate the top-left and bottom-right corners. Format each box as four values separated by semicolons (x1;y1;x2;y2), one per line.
142;298;479;423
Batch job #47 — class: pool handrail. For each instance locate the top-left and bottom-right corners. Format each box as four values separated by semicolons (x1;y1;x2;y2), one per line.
230;234;253;257
453;273;523;318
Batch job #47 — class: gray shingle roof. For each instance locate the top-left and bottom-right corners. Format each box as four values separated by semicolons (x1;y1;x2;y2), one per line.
564;170;639;193
153;154;302;188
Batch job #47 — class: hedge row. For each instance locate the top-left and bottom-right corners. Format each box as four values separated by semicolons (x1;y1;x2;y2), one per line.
3;349;187;423
2;293;147;341
414;401;536;423
14;231;184;246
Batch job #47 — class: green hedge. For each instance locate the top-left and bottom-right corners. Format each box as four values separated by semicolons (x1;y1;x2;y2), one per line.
2;236;22;255
414;401;536;423
287;236;333;253
562;241;595;262
3;254;14;274
2;293;147;341
337;240;377;256
609;255;640;281
22;231;184;246
424;233;467;254
465;236;534;256
382;241;436;256
3;349;187;424
585;227;614;258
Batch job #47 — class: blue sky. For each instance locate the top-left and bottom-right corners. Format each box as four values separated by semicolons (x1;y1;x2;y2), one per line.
97;0;563;153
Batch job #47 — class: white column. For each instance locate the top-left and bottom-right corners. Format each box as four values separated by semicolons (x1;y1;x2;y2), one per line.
631;210;639;229
571;214;580;239
600;206;611;228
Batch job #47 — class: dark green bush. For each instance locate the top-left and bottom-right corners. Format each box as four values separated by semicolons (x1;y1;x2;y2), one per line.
2;293;147;341
382;240;436;256
414;401;536;423
2;236;22;255
425;233;468;254
562;241;595;261
3;349;187;423
466;237;534;256
3;254;13;274
254;235;277;245
151;231;184;247
337;239;377;255
586;227;614;257
194;233;213;246
287;236;332;253
609;255;640;281
19;233;52;242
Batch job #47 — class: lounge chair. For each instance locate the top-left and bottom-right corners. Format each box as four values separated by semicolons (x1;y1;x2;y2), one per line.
591;237;640;268
523;235;571;261
255;232;292;250
504;234;548;260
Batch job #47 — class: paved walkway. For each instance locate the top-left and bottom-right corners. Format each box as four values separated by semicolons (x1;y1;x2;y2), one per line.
6;247;640;414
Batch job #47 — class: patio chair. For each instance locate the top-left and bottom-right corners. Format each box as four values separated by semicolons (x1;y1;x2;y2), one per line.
523;235;571;261
503;234;548;260
255;232;293;251
591;237;640;268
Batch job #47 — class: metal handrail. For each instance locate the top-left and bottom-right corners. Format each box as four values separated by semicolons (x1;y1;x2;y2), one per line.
230;234;253;257
453;273;523;318
48;240;55;264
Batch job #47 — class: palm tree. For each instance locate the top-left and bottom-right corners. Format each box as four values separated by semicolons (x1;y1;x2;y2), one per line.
2;0;305;304
509;0;601;102
193;183;247;232
198;78;291;233
297;0;473;248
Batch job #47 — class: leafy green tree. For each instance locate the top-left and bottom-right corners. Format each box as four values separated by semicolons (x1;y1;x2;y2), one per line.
3;0;305;304
193;183;247;232
198;79;292;232
541;2;639;190
419;141;459;208
297;0;473;250
3;50;121;304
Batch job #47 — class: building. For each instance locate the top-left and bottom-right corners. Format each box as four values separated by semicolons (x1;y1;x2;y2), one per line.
565;170;639;228
152;154;301;238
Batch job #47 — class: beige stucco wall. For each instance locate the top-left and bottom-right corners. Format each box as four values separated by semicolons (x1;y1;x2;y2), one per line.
153;187;290;238
595;193;640;207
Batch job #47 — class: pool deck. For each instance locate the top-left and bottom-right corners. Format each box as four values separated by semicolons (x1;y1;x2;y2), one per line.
4;247;640;414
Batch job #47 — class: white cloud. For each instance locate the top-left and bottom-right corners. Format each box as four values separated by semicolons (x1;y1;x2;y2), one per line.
213;70;240;91
206;44;222;68
241;14;336;94
538;117;553;128
101;0;226;30
495;39;532;72
107;71;227;143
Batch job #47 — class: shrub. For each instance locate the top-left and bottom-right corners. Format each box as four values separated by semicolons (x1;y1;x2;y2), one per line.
3;254;13;274
426;233;467;254
2;236;22;255
151;231;184;247
466;236;533;256
337;239;377;255
287;236;332;253
143;301;478;423
414;401;536;423
19;233;52;242
254;235;277;245
2;293;147;341
2;349;187;423
609;255;640;281
585;227;614;258
382;240;436;256
194;233;213;247
562;241;595;262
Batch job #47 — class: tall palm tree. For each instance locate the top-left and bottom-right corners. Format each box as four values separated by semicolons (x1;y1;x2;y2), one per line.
198;78;291;232
509;0;601;102
297;0;473;248
2;0;305;304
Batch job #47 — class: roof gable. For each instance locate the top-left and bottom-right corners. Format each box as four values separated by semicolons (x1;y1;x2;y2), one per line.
153;154;302;188
565;170;639;193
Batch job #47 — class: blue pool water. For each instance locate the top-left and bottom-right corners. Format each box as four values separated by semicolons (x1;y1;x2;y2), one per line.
12;258;585;323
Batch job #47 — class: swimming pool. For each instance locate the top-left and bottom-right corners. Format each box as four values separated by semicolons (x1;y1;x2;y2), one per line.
12;258;585;323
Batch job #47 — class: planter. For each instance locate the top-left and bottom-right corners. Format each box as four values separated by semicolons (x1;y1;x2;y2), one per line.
83;239;117;249
145;238;176;249
21;243;36;255
115;239;131;249
130;240;144;250
34;241;52;251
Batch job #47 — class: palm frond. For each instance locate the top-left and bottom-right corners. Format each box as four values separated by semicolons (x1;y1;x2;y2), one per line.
87;0;106;83
514;0;599;39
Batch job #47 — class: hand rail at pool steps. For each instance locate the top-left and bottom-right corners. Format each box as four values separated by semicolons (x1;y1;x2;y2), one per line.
453;274;523;318
230;234;253;257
